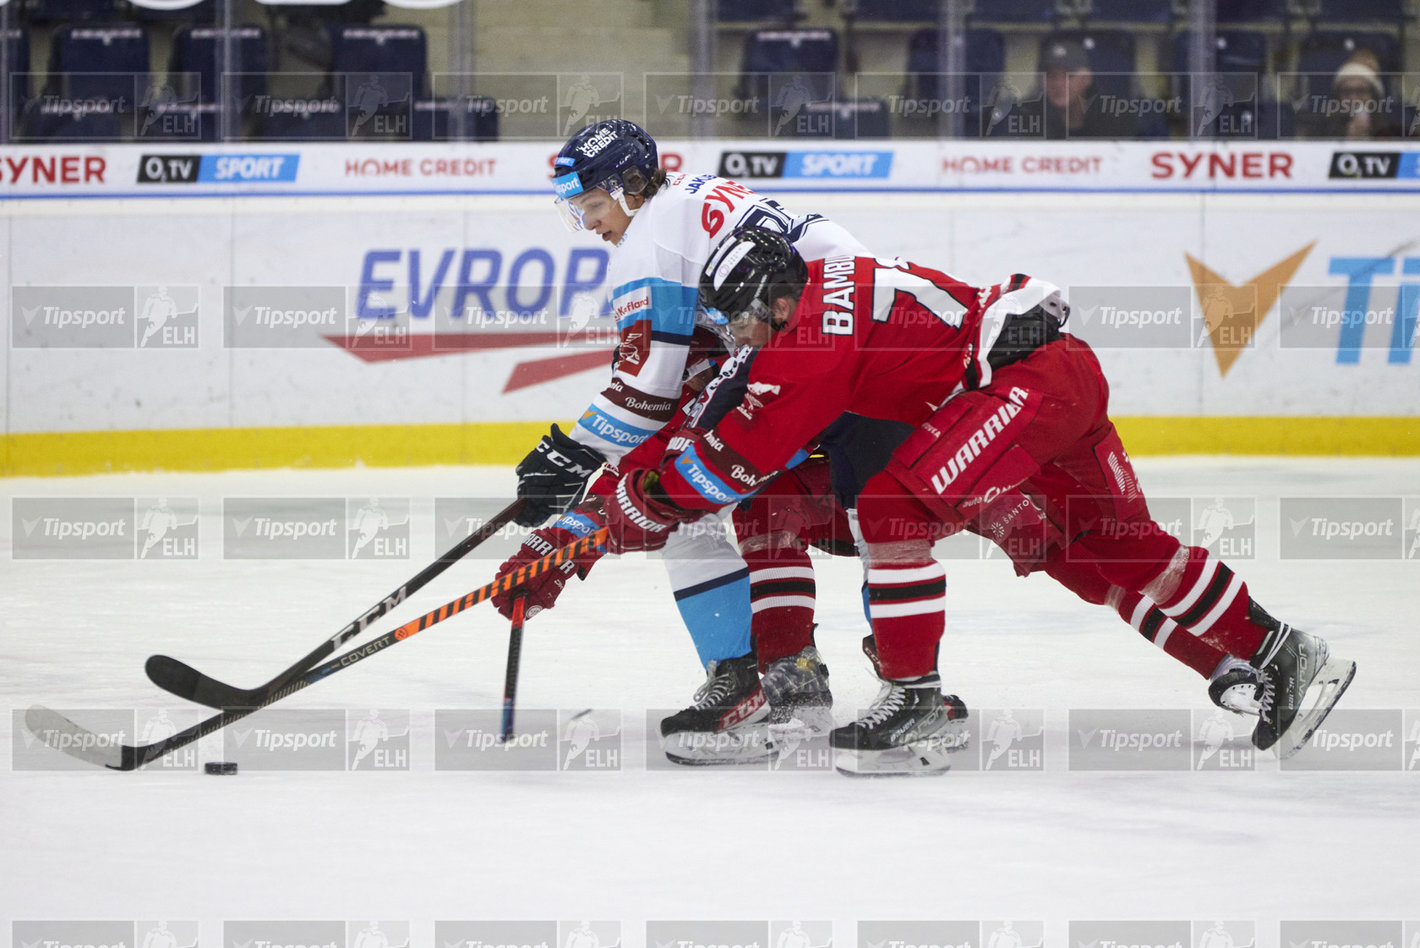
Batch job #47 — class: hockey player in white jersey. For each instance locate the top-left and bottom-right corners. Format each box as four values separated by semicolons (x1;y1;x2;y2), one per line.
507;119;870;762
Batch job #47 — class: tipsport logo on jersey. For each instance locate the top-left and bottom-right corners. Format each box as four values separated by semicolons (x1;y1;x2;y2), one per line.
861;919;1043;948
13;920;201;948
11;497;199;560
10;285;200;349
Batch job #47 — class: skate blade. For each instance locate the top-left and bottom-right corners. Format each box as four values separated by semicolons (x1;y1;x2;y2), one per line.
833;739;954;777
1276;657;1357;760
661;728;773;766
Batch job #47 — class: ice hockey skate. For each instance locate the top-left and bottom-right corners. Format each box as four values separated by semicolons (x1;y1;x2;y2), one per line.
1250;624;1356;759
660;654;772;766
761;645;833;741
1207;656;1263;716
861;634;971;752
830;672;959;776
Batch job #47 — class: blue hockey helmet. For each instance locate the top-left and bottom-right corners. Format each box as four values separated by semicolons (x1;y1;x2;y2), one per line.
552;120;659;231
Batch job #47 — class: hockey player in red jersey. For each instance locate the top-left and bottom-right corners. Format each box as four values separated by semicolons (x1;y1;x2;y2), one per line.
602;227;1357;775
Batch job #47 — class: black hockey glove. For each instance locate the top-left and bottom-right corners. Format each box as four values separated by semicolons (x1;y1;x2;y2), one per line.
513;424;606;527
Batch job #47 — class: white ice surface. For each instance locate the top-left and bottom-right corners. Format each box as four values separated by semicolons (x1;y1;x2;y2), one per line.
2;459;1418;927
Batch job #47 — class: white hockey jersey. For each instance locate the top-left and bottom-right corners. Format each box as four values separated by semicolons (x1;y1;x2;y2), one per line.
568;170;869;461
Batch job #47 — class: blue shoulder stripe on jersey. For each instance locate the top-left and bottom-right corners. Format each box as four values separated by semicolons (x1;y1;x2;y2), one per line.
673;444;751;505
574;406;660;450
552;512;599;538
612;277;699;335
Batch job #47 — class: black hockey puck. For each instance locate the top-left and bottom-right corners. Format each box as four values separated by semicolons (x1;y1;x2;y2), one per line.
204;761;238;775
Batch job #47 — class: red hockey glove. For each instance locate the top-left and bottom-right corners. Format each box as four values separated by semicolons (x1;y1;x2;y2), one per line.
604;470;701;554
491;509;606;619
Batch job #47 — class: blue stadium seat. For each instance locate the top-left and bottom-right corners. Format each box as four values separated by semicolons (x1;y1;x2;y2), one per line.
786;97;890;138
1214;0;1290;24
905;27;1005;131
46;24;149;104
970;0;1065;24
169;24;268;104
329;24;427;100
130;0;214;22
3;27;31;139
717;0;800;22
848;0;941;21
26;0;115;22
1081;0;1176;25
1311;0;1407;22
1297;29;1401;78
738;27;839;107
412;95;499;141
1171;29;1268;92
1043;29;1137;100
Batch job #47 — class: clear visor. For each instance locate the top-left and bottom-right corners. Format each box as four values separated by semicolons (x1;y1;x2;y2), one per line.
553;180;623;233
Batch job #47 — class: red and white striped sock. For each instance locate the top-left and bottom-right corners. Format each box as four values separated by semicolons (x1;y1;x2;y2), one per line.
866;560;946;680
1144;546;1264;659
746;548;817;672
1113;589;1232;679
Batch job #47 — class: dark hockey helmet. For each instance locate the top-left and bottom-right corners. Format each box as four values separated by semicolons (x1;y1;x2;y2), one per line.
698;226;808;328
552;119;659;230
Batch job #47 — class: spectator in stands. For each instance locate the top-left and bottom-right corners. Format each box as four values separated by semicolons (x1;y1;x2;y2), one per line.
990;38;1136;139
1301;50;1402;139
